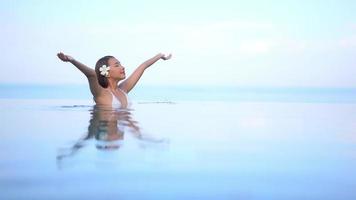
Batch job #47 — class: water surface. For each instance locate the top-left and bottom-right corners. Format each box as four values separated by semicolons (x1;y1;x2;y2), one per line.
0;87;356;199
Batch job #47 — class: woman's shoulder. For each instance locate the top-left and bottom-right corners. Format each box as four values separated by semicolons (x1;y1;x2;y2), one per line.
94;89;111;104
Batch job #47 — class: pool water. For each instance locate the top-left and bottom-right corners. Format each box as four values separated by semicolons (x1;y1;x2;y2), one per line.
0;99;355;199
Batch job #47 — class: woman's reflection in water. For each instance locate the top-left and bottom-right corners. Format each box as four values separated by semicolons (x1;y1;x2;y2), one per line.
90;106;140;150
57;105;165;162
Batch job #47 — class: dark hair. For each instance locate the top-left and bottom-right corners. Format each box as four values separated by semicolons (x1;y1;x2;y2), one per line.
95;55;114;88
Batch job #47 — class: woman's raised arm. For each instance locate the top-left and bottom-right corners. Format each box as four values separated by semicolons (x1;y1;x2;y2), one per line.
119;53;172;93
57;52;103;96
57;52;96;78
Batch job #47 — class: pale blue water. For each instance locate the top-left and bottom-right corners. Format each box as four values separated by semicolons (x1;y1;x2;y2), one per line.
0;85;356;199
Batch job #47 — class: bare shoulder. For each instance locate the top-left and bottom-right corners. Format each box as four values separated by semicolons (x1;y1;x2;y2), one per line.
93;89;111;104
87;75;106;97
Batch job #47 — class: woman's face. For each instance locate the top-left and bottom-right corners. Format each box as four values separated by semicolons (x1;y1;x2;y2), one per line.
107;57;126;80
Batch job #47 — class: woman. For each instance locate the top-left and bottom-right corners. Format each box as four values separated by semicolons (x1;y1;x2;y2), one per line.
57;52;172;108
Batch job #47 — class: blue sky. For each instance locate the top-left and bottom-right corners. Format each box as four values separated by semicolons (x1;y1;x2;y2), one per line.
1;0;356;87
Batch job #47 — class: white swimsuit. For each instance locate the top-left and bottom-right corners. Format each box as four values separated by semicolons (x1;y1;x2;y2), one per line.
110;88;131;109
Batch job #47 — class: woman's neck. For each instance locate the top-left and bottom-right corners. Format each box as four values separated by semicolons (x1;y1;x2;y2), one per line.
108;79;119;90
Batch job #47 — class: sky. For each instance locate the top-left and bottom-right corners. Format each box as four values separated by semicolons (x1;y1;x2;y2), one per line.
1;0;356;88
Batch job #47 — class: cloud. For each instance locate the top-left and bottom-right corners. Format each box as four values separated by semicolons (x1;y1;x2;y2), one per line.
350;24;356;30
238;40;273;54
128;20;277;55
68;19;311;55
75;20;278;56
339;35;356;48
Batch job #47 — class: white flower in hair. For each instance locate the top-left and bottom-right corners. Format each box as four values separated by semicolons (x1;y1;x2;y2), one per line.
99;65;110;77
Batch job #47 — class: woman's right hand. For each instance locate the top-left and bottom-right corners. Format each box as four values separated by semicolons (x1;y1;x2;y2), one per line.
57;52;74;62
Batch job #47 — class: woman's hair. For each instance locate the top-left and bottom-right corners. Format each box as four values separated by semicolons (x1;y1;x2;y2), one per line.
95;55;114;88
